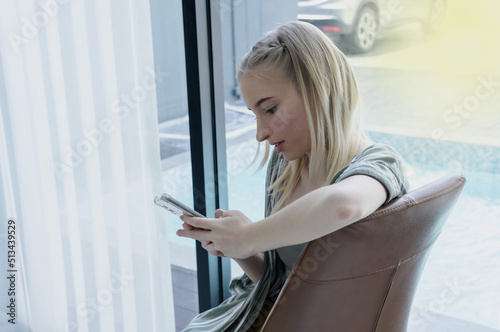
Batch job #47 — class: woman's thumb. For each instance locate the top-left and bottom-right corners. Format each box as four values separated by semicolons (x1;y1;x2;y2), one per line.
214;209;225;218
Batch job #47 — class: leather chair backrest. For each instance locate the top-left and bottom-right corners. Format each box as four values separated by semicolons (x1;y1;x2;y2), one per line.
261;174;466;332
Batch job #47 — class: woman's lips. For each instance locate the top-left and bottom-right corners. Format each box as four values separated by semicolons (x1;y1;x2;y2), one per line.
274;141;284;152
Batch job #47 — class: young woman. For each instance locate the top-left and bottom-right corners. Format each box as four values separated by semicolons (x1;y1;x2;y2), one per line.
177;21;408;331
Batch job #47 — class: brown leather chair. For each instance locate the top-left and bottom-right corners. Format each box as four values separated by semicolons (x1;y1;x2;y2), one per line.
261;174;466;332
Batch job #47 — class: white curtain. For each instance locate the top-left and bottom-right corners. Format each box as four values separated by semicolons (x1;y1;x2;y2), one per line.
0;1;175;331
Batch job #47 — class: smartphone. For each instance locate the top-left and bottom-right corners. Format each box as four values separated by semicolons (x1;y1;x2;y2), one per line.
154;194;205;218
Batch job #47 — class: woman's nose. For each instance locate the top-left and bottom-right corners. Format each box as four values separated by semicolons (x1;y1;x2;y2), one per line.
255;120;271;142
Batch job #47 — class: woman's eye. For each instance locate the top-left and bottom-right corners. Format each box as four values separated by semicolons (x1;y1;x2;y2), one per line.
265;106;277;114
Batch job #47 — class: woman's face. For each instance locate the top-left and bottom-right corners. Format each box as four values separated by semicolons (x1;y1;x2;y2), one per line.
239;73;311;161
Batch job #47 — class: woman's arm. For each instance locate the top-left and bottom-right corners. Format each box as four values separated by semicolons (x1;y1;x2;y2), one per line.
248;174;387;254
177;174;387;259
233;254;264;283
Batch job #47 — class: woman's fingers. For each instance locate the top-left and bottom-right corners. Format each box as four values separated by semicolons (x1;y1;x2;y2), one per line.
214;209;225;218
176;227;211;241
177;209;254;259
181;215;213;230
181;213;226;257
202;240;225;257
181;222;195;230
201;240;212;249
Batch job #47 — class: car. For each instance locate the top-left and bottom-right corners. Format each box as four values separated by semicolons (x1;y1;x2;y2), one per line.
297;0;447;53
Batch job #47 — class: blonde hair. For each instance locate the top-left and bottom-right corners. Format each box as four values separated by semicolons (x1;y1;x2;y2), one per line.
237;21;368;213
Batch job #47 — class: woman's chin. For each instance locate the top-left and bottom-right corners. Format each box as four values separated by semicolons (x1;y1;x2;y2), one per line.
281;151;301;161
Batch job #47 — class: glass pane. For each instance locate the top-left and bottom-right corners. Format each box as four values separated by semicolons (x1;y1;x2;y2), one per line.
218;0;299;279
150;1;198;330
219;0;500;330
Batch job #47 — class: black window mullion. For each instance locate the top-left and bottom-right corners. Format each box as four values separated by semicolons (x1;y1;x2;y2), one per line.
182;0;231;312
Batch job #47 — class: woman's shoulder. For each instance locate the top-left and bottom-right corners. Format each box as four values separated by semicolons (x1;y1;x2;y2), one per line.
332;142;409;204
336;142;407;179
353;143;404;162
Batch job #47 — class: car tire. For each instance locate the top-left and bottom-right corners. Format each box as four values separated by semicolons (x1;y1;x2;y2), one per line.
422;0;446;34
342;6;378;54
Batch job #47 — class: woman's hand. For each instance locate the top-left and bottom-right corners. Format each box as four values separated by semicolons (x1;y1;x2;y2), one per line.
176;209;256;259
179;220;225;257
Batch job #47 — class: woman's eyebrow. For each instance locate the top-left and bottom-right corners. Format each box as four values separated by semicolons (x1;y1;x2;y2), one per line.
248;97;272;110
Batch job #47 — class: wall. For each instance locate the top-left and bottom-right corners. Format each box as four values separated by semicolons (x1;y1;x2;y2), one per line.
150;0;189;122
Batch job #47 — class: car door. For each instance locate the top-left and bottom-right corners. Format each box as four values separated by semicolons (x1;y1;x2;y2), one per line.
377;0;415;28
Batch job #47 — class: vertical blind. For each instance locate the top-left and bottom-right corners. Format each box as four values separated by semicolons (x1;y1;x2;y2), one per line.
0;1;174;331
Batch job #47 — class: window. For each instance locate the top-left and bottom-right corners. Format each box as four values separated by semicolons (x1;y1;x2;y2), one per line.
160;0;500;330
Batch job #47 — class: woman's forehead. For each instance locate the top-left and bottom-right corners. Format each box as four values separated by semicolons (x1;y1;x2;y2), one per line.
240;74;290;95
